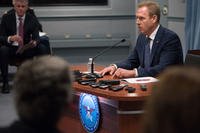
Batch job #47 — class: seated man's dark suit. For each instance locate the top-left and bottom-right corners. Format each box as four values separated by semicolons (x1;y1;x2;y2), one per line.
7;8;51;54
0;11;48;87
116;25;183;77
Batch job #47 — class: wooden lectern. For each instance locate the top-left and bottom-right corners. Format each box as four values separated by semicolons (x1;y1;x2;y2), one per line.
58;65;155;133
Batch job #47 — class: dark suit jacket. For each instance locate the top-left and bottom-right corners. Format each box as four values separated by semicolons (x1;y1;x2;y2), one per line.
0;120;60;133
0;35;4;44
116;25;183;77
0;11;40;46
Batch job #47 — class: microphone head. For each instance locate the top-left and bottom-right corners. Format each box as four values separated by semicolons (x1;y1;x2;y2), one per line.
121;39;126;42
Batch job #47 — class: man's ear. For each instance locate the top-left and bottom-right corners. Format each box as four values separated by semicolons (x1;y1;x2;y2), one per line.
152;15;158;23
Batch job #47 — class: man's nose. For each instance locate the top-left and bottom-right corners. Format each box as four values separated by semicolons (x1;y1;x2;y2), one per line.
136;20;140;25
136;18;140;24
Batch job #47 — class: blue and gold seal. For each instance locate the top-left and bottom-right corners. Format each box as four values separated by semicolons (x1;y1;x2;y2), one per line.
79;93;100;133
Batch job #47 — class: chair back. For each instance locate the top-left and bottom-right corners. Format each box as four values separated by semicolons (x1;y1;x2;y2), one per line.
185;50;200;67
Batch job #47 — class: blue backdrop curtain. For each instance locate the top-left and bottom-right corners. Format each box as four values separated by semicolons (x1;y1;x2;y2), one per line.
185;0;200;52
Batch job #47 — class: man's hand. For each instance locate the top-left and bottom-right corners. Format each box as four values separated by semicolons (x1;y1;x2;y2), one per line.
29;40;37;48
112;68;136;79
10;35;23;45
99;65;117;76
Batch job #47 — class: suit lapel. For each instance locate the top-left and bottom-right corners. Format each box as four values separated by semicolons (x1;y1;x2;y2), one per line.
150;26;164;65
23;15;27;37
11;13;17;34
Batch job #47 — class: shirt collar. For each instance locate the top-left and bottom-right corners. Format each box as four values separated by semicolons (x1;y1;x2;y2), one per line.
148;24;160;41
15;13;26;21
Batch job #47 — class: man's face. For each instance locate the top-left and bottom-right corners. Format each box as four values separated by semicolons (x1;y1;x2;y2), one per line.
14;1;28;17
136;6;157;36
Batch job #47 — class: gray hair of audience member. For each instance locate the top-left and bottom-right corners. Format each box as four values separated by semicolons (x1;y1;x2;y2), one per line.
12;0;28;5
138;1;160;23
142;66;200;133
13;55;73;129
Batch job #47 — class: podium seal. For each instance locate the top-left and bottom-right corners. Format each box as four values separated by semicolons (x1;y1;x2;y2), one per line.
79;93;100;133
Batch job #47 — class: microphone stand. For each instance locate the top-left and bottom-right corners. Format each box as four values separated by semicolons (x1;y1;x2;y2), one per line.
88;39;126;78
91;58;94;74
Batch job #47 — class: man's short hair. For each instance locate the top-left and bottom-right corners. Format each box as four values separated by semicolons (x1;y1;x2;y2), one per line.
13;55;73;128
138;1;160;22
12;0;29;5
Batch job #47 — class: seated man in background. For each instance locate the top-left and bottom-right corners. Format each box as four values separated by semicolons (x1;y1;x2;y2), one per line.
142;66;200;133
0;55;73;133
100;1;183;78
7;0;51;54
0;0;50;93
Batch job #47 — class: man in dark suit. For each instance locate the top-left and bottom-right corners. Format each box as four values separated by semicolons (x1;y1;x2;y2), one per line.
0;0;49;93
100;1;183;78
7;7;51;54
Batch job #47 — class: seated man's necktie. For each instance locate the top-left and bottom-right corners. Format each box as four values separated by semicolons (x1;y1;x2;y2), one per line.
144;37;151;69
18;17;24;44
16;17;24;54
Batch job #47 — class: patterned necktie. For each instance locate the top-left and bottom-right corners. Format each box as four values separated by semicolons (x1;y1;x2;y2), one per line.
144;37;151;69
18;17;24;45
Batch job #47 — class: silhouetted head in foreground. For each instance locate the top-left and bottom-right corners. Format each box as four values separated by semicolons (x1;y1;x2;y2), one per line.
142;66;200;133
13;55;73;131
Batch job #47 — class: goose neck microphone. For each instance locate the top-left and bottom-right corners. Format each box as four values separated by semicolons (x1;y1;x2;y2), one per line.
90;39;126;74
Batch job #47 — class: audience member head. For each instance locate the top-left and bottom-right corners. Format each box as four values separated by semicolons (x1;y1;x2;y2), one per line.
12;0;28;17
13;55;73;131
142;66;200;133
